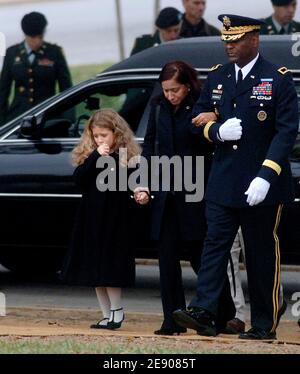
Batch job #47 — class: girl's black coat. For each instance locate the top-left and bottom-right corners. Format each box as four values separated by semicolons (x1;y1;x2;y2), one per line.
61;151;135;287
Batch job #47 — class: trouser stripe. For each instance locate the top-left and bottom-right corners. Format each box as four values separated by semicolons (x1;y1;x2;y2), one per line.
271;204;283;332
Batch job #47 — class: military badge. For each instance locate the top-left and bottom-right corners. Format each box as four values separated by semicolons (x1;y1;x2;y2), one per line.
15;56;21;62
223;16;231;29
252;80;273;100
38;58;54;67
257;111;267;122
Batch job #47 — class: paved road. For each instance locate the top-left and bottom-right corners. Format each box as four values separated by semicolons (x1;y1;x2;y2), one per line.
0;264;299;321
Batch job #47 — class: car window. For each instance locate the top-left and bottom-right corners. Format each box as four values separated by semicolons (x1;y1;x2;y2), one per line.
6;81;154;139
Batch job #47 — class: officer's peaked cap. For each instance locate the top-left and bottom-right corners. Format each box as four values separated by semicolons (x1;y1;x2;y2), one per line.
218;14;266;41
155;7;183;29
21;12;48;37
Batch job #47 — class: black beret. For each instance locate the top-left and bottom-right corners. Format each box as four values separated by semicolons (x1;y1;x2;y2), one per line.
21;12;47;36
155;7;182;29
271;0;295;5
218;14;266;41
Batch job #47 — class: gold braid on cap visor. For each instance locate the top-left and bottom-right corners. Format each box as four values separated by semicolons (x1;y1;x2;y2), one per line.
221;25;261;41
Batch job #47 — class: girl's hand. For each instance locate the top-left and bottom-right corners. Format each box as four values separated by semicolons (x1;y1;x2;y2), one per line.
97;143;110;156
192;112;217;127
134;187;150;205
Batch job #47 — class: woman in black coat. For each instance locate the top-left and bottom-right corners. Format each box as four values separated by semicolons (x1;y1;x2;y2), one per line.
134;61;229;335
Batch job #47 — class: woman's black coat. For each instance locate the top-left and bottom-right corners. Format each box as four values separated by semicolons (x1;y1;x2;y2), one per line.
142;93;213;241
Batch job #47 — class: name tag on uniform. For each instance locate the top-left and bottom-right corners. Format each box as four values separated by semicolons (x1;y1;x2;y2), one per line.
212;87;223;101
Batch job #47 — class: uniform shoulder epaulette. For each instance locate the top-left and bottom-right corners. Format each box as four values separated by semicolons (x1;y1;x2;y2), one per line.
278;66;290;75
210;64;223;72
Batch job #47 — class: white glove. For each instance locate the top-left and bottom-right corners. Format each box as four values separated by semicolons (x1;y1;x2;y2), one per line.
219;117;242;141
245;177;270;206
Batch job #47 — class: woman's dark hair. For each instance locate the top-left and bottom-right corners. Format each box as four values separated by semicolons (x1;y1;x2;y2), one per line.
158;61;201;96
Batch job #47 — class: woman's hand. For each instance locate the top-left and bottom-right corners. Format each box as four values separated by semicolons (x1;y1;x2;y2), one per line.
134;187;150;205
192;112;217;127
97;143;110;156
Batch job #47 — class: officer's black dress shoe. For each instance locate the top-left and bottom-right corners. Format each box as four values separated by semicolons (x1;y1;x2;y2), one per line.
154;326;187;336
239;327;276;340
173;308;217;337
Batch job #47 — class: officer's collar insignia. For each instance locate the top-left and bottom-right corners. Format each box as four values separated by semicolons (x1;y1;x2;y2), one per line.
223;16;231;29
278;67;290;75
250;75;255;79
20;49;26;55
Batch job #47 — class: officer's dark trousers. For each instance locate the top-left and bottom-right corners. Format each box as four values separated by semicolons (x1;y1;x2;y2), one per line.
190;201;283;332
158;194;235;331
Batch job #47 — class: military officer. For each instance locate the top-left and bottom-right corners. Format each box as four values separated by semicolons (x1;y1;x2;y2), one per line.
0;12;72;125
130;7;182;55
180;0;220;38
173;15;299;340
261;0;300;35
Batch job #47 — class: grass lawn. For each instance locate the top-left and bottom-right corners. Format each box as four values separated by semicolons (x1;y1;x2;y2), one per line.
0;336;237;354
70;62;114;85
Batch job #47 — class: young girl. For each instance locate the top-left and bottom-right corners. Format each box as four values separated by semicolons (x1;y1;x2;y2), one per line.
61;108;141;329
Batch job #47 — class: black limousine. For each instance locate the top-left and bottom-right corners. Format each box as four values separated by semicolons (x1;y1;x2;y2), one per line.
0;36;300;273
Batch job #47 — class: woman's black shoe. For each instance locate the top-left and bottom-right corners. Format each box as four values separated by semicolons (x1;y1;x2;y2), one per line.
106;308;124;330
90;317;109;329
154;326;187;336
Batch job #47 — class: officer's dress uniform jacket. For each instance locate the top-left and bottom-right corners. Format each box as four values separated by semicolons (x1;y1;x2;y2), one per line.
260;16;300;35
0;41;72;124
193;55;299;208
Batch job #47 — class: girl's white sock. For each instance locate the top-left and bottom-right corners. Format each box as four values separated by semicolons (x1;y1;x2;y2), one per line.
106;287;124;323
95;287;110;324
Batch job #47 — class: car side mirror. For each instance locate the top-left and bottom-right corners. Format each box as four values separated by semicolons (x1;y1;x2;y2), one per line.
20;115;39;139
86;96;100;111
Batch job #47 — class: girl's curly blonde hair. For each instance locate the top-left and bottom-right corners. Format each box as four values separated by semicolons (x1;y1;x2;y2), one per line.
72;108;141;166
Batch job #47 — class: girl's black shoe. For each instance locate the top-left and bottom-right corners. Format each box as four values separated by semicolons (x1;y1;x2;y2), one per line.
106;308;124;330
90;317;109;329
